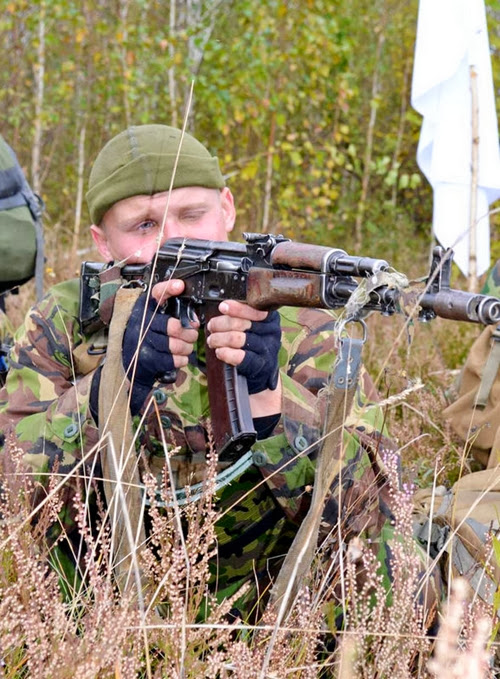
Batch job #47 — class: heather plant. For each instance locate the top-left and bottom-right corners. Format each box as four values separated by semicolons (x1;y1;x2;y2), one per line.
0;433;329;677
0;285;499;677
339;452;431;678
0;435;144;678
428;578;493;679
0;425;497;678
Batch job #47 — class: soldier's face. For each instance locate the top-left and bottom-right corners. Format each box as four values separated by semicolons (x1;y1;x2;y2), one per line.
90;186;236;263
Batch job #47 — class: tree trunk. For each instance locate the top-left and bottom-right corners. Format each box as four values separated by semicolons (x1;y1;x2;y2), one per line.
354;25;385;251
390;55;411;207
169;0;178;128
119;0;131;128
184;0;222;127
31;1;46;195
71;122;86;271
262;111;276;232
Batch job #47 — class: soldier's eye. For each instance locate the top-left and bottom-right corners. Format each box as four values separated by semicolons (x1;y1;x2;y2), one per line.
137;220;157;232
180;210;205;222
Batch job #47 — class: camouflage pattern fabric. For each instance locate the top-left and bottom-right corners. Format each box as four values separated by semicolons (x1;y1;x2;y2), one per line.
481;258;500;297
0;278;405;617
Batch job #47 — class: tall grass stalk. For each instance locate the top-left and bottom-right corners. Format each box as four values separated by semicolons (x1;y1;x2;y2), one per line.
0;266;498;677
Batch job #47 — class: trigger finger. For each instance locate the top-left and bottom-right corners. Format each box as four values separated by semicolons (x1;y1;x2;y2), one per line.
152;279;185;304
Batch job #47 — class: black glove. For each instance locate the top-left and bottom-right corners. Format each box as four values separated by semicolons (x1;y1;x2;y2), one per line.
237;310;281;394
122;294;176;414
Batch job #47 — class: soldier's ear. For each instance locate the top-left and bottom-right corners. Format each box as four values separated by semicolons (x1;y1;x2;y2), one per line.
220;187;236;234
90;224;112;261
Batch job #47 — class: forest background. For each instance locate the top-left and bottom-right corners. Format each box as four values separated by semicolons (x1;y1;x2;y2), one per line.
2;1;500;676
1;0;500;491
4;0;500;280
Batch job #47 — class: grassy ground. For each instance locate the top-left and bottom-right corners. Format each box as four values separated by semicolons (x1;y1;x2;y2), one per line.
0;248;497;677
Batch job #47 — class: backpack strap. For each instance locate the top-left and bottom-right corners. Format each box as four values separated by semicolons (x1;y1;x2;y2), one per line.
451;518;499;607
27;189;44;302
476;324;500;408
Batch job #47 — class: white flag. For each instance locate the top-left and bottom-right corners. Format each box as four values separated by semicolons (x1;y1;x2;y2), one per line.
411;0;500;276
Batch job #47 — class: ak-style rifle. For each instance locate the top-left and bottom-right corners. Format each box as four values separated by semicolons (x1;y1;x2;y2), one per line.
80;233;500;461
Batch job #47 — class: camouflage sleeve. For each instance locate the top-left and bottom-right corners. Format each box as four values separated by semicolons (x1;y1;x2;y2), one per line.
272;306;384;452
252;306;388;523
0;280;100;483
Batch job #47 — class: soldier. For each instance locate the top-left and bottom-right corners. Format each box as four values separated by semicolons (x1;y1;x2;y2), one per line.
0;124;415;621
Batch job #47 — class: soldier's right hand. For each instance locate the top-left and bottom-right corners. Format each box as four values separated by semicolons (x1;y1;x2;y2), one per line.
123;285;198;414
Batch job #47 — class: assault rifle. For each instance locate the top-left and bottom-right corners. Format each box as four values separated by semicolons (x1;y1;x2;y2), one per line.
80;233;500;461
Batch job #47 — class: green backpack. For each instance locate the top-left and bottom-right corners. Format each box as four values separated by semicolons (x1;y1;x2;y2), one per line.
0;134;44;300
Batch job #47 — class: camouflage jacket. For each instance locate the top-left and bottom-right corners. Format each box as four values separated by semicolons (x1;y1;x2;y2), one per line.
0;278;392;606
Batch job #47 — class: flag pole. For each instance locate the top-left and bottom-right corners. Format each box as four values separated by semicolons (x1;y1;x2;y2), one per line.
469;65;479;292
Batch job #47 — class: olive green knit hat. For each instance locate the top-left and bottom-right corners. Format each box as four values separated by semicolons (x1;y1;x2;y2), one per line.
86;124;225;224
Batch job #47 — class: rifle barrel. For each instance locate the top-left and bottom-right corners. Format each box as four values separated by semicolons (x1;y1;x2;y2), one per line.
419;290;500;325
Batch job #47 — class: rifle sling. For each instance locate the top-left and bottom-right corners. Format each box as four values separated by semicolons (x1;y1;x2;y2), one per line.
98;285;148;595
270;335;363;615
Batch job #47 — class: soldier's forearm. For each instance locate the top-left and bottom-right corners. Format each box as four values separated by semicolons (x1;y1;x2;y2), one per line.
248;376;282;419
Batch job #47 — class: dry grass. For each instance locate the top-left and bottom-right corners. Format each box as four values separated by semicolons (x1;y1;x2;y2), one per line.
0;267;499;677
363;312;481;486
0;431;497;677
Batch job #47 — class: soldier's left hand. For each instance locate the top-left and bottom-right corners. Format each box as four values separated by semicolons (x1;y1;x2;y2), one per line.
206;300;281;394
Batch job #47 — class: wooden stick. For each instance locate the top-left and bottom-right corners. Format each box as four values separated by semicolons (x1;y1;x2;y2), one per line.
469;66;479;293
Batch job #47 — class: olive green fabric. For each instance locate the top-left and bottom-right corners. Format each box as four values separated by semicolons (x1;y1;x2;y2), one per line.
444;323;500;458
481;259;500;298
0;205;37;283
414;468;500;612
0;134;39;287
86;125;225;225
431;260;500;617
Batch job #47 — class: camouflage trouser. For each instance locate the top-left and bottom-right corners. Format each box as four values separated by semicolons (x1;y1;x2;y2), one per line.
209;446;442;630
40;450;441;641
